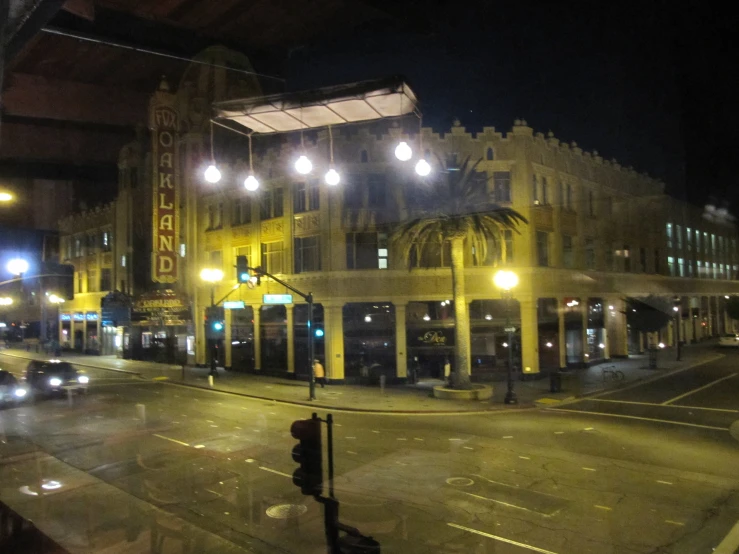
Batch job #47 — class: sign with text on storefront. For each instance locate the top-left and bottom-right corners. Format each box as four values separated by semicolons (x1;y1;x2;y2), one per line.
60;313;71;321
263;294;293;305
409;329;454;347
223;301;246;310
151;102;179;284
86;312;99;321
73;312;85;321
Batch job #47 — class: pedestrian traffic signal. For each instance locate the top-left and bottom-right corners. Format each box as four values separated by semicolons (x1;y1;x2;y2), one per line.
291;416;323;496
236;255;250;283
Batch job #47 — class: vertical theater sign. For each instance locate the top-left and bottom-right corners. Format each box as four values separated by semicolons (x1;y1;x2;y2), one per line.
151;82;179;284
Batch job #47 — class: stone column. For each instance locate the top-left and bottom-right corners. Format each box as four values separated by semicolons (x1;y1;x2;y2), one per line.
286;304;295;373
601;306;611;360
607;298;628;357
667;320;674;346
395;301;408;379
324;304;345;381
253;306;261;371
581;299;589;364
557;297;567;369
224;307;232;369
521;297;539;375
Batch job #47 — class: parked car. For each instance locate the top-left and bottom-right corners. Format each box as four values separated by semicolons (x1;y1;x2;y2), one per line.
0;369;27;404
718;333;739;347
23;360;89;396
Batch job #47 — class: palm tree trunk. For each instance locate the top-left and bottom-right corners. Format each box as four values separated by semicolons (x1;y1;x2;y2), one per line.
450;236;472;389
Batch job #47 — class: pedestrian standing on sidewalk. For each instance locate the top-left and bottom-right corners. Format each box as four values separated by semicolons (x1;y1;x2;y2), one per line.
313;358;326;388
443;357;451;386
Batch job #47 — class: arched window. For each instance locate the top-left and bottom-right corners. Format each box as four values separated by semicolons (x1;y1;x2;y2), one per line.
486;147;494;161
360;150;369;163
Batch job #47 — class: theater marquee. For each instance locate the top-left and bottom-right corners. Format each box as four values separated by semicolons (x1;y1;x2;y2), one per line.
151;104;179;283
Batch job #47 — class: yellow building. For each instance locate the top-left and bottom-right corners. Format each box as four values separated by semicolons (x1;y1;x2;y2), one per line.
57;55;739;381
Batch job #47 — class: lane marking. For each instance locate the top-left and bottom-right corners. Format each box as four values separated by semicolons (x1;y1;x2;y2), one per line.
519;456;530;460
546;407;729;431
414;438;424;441
193;444;205;449
447;522;560;554
584;427;594;431
449;438;463;441
587;398;739;413
656;480;673;485
346;436;356;440
502;436;513;439
371;430;380;434
554;431;564;435
347;451;357;455
153;434;190;447
665;520;685;526
259;466;291;478
582;467;596;472
397;438;407;441
463;446;474;450
662;373;737;405
594;505;612;511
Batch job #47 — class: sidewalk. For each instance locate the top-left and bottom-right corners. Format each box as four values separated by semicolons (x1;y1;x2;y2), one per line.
0;344;722;413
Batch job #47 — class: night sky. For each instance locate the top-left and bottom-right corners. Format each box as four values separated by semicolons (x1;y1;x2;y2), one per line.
285;1;739;211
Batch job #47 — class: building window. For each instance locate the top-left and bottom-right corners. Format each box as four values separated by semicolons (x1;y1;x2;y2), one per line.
294;236;321;273
605;196;613;216
493;172;511;202
668;256;675;276
232;197;252;226
88;269;98;293
344;174;363;208
411;240;452;268
588;191;595;217
623;244;630;272
294;180;320;214
360;149;369;163
74;236;83;257
566;184;573;209
486;147;494;161
678;257;685;277
207;203;223;229
235;245;252;266
696;229;701;252
640;247;647;273
532;175;539;204
260;188;284;220
541;177;548;205
676;224;683;249
713;262;718;278
346;232;388;270
101;268;112;291
654;249;660;274
76;271;83;293
605;243;614;271
686;227;692;251
536;231;549;267
367;175;387;208
502;230;514;265
562;235;574;268
101;231;112;252
711;234;716;254
585;238;595;269
261;242;284;274
208;250;223;271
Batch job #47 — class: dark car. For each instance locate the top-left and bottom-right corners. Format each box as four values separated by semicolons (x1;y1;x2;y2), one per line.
23;360;89;396
0;369;28;404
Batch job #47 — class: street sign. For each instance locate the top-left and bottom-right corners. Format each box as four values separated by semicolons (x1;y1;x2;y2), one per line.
223;300;245;310
504;326;516;333
263;294;293;305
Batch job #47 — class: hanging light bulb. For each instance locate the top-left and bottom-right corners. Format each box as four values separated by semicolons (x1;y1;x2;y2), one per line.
395;141;412;161
204;164;221;183
325;167;340;186
244;174;259;191
415;158;431;176
295;155;312;175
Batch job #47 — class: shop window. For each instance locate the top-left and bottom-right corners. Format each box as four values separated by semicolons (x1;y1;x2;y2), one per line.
261;241;284;274
562;235;573;268
294;236;321;273
536;231;549;267
493;171;511;202
260;187;284;220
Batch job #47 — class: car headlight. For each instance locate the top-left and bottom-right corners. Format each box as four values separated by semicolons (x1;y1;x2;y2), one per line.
49;377;62;387
14;388;27;398
78;375;89;384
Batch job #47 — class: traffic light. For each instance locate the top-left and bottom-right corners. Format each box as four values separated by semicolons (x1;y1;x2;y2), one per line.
205;306;225;340
236;255;250;283
291;416;323;496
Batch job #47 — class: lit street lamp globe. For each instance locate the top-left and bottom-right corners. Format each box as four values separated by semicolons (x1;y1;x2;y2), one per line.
244;174;260;191
325;168;340;186
7;258;29;276
204;164;222;183
200;268;224;283
394;141;412;161
0;192;13;202
415;158;431;176
493;269;519;291
295;155;312;175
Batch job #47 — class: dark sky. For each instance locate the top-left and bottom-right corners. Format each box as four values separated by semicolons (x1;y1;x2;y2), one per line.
284;1;739;211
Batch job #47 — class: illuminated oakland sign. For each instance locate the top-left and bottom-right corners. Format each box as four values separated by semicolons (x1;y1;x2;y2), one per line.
151;97;179;284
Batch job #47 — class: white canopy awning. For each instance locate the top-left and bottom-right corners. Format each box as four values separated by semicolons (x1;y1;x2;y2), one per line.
213;76;419;134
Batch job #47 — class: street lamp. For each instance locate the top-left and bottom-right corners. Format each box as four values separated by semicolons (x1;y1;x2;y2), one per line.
7;258;29;276
0;192;14;202
200;268;224;377
494;270;519;405
0;297;12;305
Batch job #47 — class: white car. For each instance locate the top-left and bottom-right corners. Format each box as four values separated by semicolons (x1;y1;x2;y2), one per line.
718;334;739;347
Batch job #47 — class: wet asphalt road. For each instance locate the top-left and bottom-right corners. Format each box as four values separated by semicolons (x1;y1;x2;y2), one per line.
0;353;738;554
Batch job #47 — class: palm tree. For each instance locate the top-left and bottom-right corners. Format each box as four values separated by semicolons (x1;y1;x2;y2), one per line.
392;156;527;389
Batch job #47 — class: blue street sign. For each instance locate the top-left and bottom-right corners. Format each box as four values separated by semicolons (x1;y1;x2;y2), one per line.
223;300;246;310
263;294;293;305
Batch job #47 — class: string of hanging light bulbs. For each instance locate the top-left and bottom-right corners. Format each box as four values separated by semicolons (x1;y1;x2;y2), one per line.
203;111;430;188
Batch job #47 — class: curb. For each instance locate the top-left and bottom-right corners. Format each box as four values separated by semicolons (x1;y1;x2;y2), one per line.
0;351;142;376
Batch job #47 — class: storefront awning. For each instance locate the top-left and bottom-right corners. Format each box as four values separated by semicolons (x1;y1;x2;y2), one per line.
213;76;419;134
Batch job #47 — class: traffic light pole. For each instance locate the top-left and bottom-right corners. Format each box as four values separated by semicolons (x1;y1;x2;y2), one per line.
209;286;217;377
248;266;316;401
